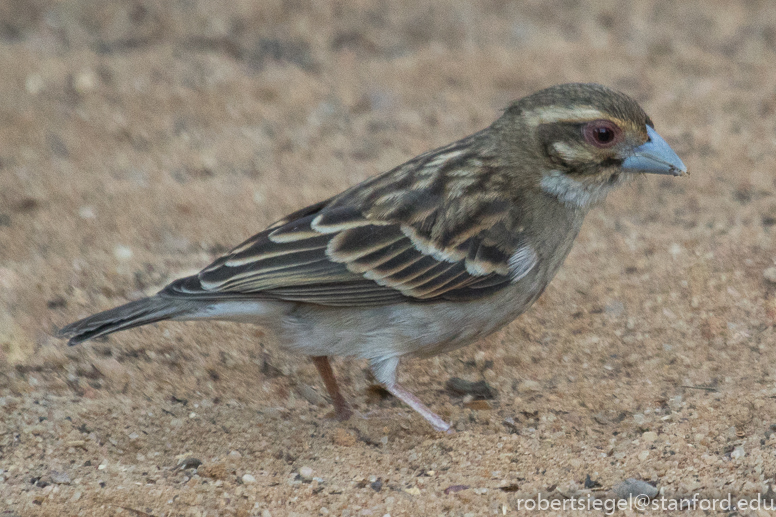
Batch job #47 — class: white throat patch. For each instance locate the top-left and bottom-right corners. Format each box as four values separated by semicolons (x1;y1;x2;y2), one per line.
540;170;623;208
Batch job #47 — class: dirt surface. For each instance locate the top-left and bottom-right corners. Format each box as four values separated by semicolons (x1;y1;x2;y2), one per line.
2;1;776;515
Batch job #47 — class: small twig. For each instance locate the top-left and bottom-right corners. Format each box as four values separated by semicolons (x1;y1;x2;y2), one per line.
680;385;718;392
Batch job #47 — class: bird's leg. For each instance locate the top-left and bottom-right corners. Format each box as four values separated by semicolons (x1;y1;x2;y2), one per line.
370;356;451;433
382;382;451;433
311;356;352;421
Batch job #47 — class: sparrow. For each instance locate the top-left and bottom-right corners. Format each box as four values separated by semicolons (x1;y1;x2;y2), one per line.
57;83;686;432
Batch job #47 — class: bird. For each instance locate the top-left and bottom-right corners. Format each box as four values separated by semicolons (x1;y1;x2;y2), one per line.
57;83;687;432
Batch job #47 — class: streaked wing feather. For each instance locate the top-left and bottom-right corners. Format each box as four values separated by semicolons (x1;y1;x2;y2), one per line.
265;282;407;306
161;138;533;306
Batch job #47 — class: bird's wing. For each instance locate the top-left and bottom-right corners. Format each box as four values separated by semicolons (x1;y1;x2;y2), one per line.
161;138;537;306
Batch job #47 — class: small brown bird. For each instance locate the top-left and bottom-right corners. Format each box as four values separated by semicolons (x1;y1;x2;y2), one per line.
58;83;686;432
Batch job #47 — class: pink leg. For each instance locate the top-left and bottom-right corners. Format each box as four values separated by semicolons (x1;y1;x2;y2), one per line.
311;356;353;421
383;382;451;433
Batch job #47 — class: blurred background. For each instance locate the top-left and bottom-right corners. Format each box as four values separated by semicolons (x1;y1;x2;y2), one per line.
1;1;776;515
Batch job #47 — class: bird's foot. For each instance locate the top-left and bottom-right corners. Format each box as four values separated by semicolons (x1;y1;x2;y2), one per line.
383;382;452;433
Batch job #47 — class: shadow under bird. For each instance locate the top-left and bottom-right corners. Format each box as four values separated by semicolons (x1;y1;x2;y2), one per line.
58;83;686;432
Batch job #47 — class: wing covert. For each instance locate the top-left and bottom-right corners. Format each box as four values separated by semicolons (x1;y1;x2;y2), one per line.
161;140;536;306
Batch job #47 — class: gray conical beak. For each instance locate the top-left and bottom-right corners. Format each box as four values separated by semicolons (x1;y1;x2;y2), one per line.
622;126;687;176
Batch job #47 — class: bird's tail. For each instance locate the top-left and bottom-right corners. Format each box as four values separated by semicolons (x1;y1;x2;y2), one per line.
57;296;196;346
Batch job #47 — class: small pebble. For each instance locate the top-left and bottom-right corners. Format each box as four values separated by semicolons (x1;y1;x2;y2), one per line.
474;350;488;368
445;378;496;399
444;484;470;494
642;431;658;442
73;70;98;93
78;206;96;219
50;471;71;485
731;445;745;459
26;74;44;95
297;384;324;406
764;267;776;284
613;478;658;500
518;379;541;393
242;474;256;484
464;399;492;411
299;466;314;481
113;245;133;261
176;458;202;470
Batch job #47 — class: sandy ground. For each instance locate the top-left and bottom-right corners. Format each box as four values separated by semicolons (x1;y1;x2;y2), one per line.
2;1;776;515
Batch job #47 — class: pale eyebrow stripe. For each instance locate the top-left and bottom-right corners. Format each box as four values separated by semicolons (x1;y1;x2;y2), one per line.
522;106;613;125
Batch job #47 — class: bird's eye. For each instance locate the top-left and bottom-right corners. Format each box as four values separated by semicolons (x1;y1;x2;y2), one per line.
583;120;621;148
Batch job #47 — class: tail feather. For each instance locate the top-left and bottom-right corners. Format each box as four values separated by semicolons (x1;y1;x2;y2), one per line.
57;296;195;346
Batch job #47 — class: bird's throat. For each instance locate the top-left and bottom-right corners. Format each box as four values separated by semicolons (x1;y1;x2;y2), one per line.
540;169;627;208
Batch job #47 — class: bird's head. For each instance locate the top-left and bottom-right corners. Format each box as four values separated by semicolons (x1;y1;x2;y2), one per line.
497;83;687;208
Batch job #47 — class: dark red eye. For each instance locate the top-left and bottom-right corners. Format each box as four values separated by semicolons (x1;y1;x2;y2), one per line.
583;120;621;148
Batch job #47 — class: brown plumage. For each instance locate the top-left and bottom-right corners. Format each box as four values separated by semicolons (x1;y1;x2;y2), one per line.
58;83;686;432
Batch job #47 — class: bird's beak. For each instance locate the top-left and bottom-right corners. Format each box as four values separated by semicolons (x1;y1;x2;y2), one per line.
622;126;687;176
